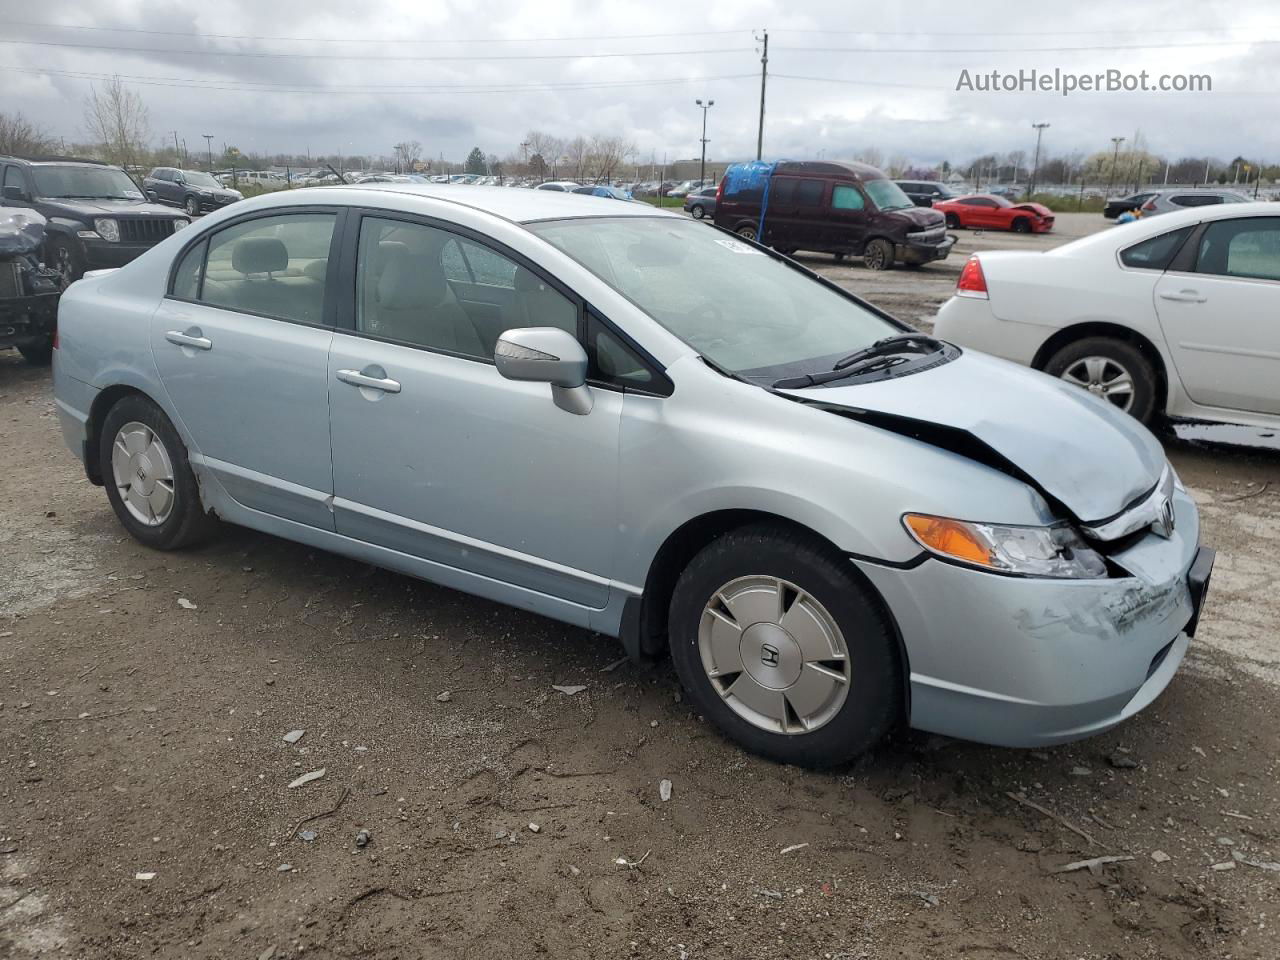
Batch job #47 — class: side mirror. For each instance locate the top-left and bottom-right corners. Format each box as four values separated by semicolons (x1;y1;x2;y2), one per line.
146;190;158;200
494;326;592;415
3;185;28;202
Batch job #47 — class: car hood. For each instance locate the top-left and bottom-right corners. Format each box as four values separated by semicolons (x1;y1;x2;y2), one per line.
1012;202;1053;216
885;205;944;228
781;350;1165;523
40;197;182;218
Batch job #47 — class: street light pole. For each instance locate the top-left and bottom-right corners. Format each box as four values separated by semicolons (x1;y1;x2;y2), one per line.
202;134;215;172
1029;122;1049;197
696;98;714;186
1107;136;1125;196
754;29;768;161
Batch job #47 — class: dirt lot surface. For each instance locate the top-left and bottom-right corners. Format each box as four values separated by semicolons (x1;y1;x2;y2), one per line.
3;212;1280;959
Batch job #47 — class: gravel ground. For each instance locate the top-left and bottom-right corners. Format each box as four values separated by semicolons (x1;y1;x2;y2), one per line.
2;212;1279;960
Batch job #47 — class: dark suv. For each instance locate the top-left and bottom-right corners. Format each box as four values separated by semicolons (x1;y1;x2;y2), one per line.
894;180;958;207
0;156;191;285
143;167;242;216
714;160;954;270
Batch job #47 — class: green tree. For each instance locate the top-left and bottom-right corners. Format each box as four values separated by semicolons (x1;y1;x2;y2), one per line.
465;147;486;175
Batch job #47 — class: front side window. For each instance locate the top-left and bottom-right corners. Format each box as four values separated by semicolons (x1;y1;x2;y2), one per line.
862;178;913;211
356;217;575;359
199;213;335;324
1195;217;1280;281
831;185;865;211
1119;226;1193;271
529;216;897;382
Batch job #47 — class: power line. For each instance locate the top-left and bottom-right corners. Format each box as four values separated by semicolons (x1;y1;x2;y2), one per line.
4;65;756;96
773;26;1272;37
6;20;750;45
0;36;751;61
774;39;1278;53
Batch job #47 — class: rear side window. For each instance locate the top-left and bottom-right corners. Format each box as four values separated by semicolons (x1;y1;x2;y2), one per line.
172;239;207;299
1119;226;1193;271
198;213;336;324
769;179;797;204
831;185;865;210
1195;217;1280;281
1172;195;1222;207
795;179;825;206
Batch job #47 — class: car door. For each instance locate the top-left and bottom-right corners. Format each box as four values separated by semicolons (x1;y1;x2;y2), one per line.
326;212;623;610
1154;216;1280;415
151;209;343;528
760;176;798;248
825;183;869;251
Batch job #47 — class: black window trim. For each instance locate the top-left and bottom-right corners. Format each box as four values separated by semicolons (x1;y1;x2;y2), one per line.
1117;224;1196;273
163;205;350;331
1188;214;1280;283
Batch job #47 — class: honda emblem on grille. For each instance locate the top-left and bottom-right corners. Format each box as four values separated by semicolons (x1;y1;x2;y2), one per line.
1152;496;1176;539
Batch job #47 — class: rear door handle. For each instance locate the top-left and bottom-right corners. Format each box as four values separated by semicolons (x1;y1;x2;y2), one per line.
1159;290;1206;303
165;330;212;350
337;368;401;393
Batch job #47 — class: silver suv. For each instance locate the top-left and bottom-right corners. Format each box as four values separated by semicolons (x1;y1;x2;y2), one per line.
1136;188;1250;217
52;184;1212;766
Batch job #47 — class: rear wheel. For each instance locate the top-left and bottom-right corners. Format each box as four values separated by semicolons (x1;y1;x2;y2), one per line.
1012;217;1032;233
945;213;960;229
668;523;903;768
1044;337;1158;424
690;204;706;220
100;394;219;550
863;238;894;271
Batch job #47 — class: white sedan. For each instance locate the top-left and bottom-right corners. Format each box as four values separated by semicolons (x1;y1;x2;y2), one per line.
935;202;1280;427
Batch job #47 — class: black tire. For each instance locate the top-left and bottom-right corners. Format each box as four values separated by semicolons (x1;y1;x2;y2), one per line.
99;394;219;550
690;204;705;220
668;522;903;768
863;237;894;271
734;224;757;241
18;338;54;365
1043;336;1159;425
44;235;84;288
832;252;846;262
945;213;960;229
1012;217;1032;233
184;195;201;217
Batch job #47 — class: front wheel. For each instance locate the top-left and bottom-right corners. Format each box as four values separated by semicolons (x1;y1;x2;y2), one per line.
1012;217;1032;233
668;523;903;768
18;338;54;365
1044;337;1159;424
945;213;960;229
690;204;705;220
184;196;201;217
863;238;894;271
734;224;757;241
100;394;219;550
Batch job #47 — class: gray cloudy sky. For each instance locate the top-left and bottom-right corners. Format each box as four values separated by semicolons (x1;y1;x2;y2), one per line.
2;0;1278;167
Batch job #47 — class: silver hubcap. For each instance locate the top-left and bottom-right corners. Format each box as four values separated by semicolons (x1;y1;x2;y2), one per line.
1061;356;1135;411
111;422;176;526
698;576;851;735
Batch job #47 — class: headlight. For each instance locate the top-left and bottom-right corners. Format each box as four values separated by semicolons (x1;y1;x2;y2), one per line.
904;514;1107;579
173;219;190;231
229;190;243;199
93;218;120;242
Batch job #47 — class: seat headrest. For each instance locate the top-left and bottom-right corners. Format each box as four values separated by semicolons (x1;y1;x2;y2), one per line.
233;237;289;275
377;246;447;310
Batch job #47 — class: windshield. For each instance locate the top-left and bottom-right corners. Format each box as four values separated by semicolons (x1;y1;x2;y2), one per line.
862;178;914;212
31;165;144;200
528;217;897;380
182;171;221;188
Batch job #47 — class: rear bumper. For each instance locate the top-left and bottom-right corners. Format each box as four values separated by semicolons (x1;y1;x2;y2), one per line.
52;359;97;466
855;487;1207;747
898;234;956;264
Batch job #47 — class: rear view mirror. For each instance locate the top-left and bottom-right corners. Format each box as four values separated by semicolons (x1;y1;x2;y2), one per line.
494;326;592;415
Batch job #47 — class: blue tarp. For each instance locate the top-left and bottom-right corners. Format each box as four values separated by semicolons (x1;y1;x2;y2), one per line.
720;160;781;236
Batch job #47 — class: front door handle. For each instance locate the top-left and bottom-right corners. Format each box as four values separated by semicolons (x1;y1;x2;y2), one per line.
337;368;402;394
1159;289;1207;303
165;329;212;350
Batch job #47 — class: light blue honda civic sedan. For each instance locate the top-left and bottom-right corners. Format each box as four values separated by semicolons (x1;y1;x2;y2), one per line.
51;184;1213;766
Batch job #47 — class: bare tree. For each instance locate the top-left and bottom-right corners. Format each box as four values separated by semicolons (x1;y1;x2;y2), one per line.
563;136;589;179
886;154;909;177
524;130;563;168
83;77;150;168
393;140;423;172
0;111;57;156
586;135;636;182
854;146;884;169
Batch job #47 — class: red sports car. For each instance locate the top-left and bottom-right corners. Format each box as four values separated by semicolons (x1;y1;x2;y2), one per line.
932;194;1054;233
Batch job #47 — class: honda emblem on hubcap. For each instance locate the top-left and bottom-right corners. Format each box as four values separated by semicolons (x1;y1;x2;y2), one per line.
759;643;780;667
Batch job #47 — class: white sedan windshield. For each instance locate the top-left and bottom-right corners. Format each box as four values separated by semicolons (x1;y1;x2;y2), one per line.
529;217;896;376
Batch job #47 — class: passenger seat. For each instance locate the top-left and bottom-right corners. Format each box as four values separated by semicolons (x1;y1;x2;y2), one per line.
370;246;484;355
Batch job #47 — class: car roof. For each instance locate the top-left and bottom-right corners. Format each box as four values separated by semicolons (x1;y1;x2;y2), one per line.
0;156;112;168
305;183;676;223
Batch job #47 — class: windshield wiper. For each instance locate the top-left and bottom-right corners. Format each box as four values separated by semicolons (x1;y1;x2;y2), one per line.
771;334;943;389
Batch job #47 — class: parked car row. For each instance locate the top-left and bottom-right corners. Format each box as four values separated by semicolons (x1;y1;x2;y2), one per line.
51;182;1212;770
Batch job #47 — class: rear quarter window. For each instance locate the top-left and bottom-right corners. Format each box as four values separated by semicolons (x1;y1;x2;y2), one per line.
1119;226;1194;270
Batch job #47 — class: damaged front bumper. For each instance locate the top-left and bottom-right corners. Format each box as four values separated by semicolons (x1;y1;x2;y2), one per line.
855;485;1210;747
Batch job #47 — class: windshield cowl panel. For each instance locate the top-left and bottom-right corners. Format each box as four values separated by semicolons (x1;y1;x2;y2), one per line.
528;217;901;382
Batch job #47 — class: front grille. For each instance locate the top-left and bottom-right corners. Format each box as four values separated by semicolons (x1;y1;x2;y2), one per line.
119;218;176;244
0;262;20;299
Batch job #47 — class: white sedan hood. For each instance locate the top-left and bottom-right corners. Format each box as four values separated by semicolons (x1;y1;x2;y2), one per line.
785;350;1166;524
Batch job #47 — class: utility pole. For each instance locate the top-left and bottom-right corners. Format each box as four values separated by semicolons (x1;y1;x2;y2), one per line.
754;29;768;161
172;131;180;165
1029;123;1049;197
1106;136;1125;195
696;98;714;186
202;134;215;171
